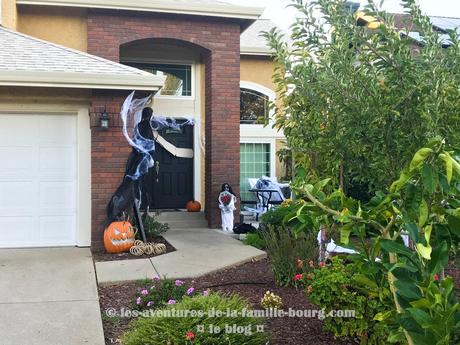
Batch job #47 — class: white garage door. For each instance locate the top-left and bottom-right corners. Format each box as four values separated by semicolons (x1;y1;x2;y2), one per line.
0;114;77;248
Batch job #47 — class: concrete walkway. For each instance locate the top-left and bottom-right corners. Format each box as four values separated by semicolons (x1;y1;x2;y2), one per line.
0;248;105;345
96;228;267;284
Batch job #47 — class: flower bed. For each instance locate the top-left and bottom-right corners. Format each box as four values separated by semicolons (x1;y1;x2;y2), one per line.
99;259;353;345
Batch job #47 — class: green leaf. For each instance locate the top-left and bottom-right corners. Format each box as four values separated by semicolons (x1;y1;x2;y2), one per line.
353;274;378;289
440;153;453;184
418;199;428;228
421;164;438;194
313;178;331;192
374;310;392;321
409;148;433;171
407;308;432;328
447;215;460;237
415;243;432;260
380;239;414;257
427;241;449;274
395;279;423;300
340;223;353;245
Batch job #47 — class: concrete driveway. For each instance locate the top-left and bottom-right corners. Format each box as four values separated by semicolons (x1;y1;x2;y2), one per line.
0;247;105;345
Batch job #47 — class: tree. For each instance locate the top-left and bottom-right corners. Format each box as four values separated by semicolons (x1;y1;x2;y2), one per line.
264;0;460;199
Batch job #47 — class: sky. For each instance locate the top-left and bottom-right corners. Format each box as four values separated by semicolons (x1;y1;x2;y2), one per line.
228;0;460;31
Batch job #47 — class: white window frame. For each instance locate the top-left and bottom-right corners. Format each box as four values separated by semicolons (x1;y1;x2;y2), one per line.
122;58;196;100
240;81;275;126
239;138;277;184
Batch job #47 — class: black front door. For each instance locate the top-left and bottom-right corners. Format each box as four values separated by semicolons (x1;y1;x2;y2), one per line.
141;123;194;210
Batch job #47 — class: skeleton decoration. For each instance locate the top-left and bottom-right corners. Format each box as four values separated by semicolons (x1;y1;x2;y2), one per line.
218;183;237;232
105;91;195;229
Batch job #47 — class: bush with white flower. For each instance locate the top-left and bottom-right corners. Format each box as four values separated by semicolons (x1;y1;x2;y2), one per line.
134;276;203;310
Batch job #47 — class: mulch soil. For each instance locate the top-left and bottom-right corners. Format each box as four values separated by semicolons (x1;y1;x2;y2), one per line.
98;259;354;345
92;236;175;262
98;258;460;345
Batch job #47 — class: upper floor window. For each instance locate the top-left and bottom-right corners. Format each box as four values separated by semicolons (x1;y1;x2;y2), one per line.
130;63;192;97
240;88;270;125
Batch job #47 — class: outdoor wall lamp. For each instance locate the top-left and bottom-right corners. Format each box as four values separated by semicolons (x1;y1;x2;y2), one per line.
99;107;110;130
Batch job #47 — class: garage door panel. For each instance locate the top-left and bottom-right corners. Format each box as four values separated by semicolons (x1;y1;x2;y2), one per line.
39;116;76;144
0;147;38;176
39;216;76;243
39;147;76;177
0;217;34;244
0;115;38;145
0;181;35;210
39;182;76;210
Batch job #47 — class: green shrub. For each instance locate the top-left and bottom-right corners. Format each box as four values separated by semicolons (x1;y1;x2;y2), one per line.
123;293;269;345
134;277;197;310
243;233;265;249
260;202;298;229
303;257;393;344
134;214;169;240
261;226;318;287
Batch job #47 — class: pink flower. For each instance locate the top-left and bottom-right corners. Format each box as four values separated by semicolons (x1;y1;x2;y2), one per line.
203;290;209;296
185;331;195;340
434;274;439;281
175;280;184;286
319;262;325;268
167;299;176;305
294;274;303;281
187;287;195;295
136;297;141;305
141;289;148;295
147;301;154;307
152;276;160;281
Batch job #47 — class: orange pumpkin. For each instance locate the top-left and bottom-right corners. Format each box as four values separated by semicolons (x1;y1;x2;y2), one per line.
186;200;201;212
103;221;135;253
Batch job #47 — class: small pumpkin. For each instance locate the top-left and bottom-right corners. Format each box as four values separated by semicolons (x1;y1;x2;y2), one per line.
186;200;201;212
103;221;135;253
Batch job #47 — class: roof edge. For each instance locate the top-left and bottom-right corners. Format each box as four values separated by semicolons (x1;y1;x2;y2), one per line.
16;0;264;20
0;70;165;91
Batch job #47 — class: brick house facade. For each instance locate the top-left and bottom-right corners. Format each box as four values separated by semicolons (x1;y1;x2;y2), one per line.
87;11;242;248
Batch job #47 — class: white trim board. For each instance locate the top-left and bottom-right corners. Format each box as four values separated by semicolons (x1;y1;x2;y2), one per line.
16;0;264;19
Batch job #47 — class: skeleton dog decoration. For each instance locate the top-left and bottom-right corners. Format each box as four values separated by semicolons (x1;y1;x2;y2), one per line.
218;183;237;233
104;91;194;253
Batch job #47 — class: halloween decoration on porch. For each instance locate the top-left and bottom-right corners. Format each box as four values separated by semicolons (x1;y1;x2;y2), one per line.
186;200;201;212
218;183;237;232
103;221;136;253
129;239;167;257
103;91;195;248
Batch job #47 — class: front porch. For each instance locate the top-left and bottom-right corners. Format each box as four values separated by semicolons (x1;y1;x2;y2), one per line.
95;211;266;284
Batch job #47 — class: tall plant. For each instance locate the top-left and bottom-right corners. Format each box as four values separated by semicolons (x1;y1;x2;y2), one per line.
287;139;460;344
264;0;460;197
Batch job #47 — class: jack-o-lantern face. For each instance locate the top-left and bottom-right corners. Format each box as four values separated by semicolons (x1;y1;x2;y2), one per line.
103;221;135;253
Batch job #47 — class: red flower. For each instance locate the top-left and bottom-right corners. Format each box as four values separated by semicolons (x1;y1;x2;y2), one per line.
319;261;325;268
185;332;195;341
294;274;303;281
434;274;439;281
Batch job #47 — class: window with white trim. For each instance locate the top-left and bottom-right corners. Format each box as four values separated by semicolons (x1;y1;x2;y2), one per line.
240;88;270;124
129;63;192;97
240;143;271;202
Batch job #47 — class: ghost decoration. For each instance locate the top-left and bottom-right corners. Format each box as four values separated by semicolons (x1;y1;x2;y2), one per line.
218;183;237;233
